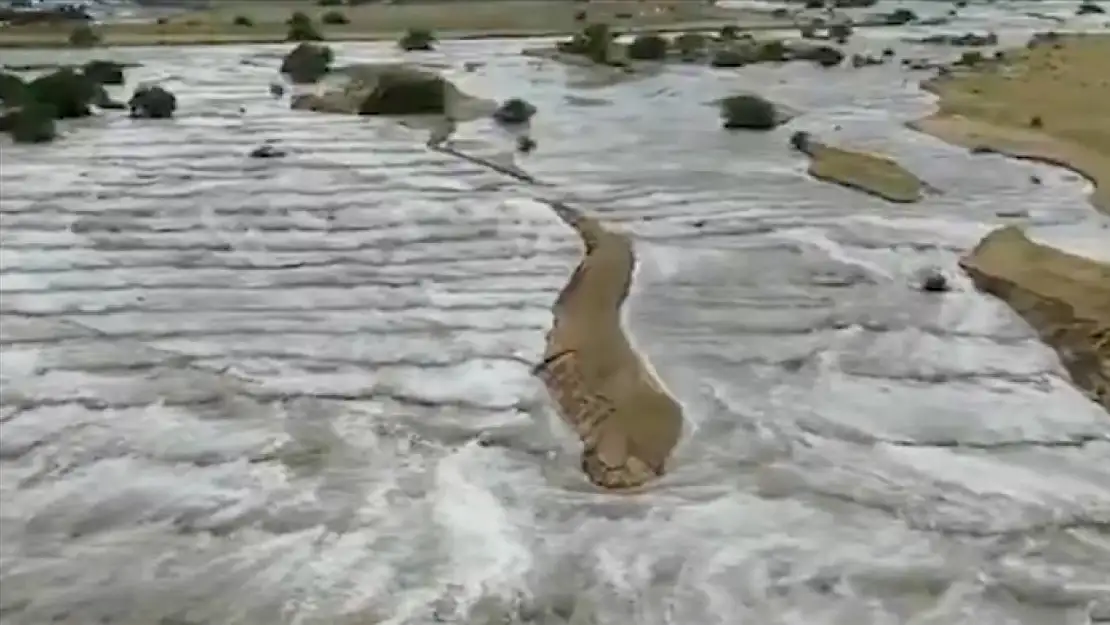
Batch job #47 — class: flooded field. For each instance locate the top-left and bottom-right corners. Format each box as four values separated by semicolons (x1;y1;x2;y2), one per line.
2;14;1110;625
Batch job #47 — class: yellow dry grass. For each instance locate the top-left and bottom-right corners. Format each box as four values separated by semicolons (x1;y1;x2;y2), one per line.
805;142;924;203
914;34;1110;213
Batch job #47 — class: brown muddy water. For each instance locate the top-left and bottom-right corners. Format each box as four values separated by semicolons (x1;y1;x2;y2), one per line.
1;20;1110;625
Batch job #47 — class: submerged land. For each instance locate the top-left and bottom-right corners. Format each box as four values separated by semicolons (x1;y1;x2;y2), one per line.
913;34;1109;412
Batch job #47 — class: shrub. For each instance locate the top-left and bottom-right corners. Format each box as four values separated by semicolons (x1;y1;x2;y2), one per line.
886;8;917;25
674;32;708;61
801;45;844;67
398;28;436;51
580;23;614;63
286;11;323;41
626;34;668;60
4;101;57;143
232;15;254;27
718;24;740;40
128;85;177;119
492;97;536;124
321;10;349;25
0;71;27;105
790;130;812;153
828;22;853;43
279;43;334;83
358;70;447;115
317;0;343;5
1077;1;1105;14
68;24;101;47
710;47;752;68
82;60;126;85
720;94;778;130
757;40;789;62
26;69;98;119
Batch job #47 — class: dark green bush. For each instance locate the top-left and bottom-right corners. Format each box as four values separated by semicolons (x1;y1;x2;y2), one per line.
710;48;751;68
1077;1;1104;14
286;11;323;41
0;71;27;105
358;70;446;115
68;24;101;47
673;32;707;59
626;33;668;60
4;101;57;143
492;97;536;124
317;0;343;5
321;10;349;25
718;24;740;40
279;42;334;83
720;94;778;130
82;60;126;85
128;85;177;119
26;69;98;119
232;15;254;27
398;28;436;51
885;8;917;25
757;40;789;62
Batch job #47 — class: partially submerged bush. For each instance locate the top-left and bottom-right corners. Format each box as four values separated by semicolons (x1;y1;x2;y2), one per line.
0;71;27;105
26;69;98;119
626;33;668;60
82;60;126;85
492;97;536;124
317;0;343;5
358;69;447;115
286;11;323;41
69;24;101;47
556;23;614;63
796;45;844;67
885;8;918;25
398;28;436;51
828;22;853;42
129;84;177;119
757;40;789;62
719;25;741;40
710;47;753;68
321;10;349;25
232;15;254;27
720;94;778;130
1077;1;1105;14
3;101;57;143
280;42;334;83
673;32;708;61
790;130;813;153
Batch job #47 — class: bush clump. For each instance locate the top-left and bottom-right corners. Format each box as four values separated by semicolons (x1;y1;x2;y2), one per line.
673;32;708;61
556;23;614;64
321;10;349;25
318;0;343;5
69;24;101;47
626;33;668;60
756;40;789;62
0;71;27;105
829;22;853;42
492;97;536;124
885;8;918;25
797;45;844;67
398;28;436;51
82;60;126;85
279;42;334;83
710;47;753;68
26;69;98;119
720;94;778;130
128;84;177;119
232;15;254;27
3;101;58;144
718;25;741;40
1077;1;1105;14
286;11;323;41
358;69;447;115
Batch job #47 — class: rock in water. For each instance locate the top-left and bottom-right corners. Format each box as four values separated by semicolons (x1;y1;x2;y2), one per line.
128;85;176;119
919;270;950;292
517;135;536;153
249;144;286;158
269;82;285;98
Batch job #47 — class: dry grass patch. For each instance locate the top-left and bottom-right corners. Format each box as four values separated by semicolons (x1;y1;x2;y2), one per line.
804;141;924;203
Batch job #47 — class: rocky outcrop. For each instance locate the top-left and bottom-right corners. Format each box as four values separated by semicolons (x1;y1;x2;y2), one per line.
960;227;1110;412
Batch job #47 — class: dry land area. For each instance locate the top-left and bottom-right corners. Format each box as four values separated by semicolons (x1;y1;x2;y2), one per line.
916;34;1110;413
803;140;924;203
533;205;683;490
0;0;788;48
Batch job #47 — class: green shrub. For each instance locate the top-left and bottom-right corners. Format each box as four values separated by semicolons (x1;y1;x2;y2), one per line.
68;24;101;47
757;40;789;62
828;22;853;42
885;8;917;24
82;60;126;85
321;10;349;25
279;42;334;83
128;84;177;119
317;0;343;5
232;15;254;27
492;97;536;124
358;70;446;115
718;24;740;40
398;28;435;51
710;48;751;68
0;71;27;105
286;11;323;41
626;34;668;60
720;94;778;130
26;69;98;119
4;101;58;143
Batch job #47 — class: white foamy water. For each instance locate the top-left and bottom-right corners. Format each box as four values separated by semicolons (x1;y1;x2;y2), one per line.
2;16;1110;625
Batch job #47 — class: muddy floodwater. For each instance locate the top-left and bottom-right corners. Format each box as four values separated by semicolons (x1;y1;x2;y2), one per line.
2;15;1110;625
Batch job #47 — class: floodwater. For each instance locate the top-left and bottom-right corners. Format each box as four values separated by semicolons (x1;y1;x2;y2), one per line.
2;17;1110;625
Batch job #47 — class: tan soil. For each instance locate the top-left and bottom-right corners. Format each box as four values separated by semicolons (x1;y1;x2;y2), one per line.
0;0;788;48
913;34;1110;414
910;34;1110;214
959;227;1110;412
533;203;682;490
804;141;924;203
